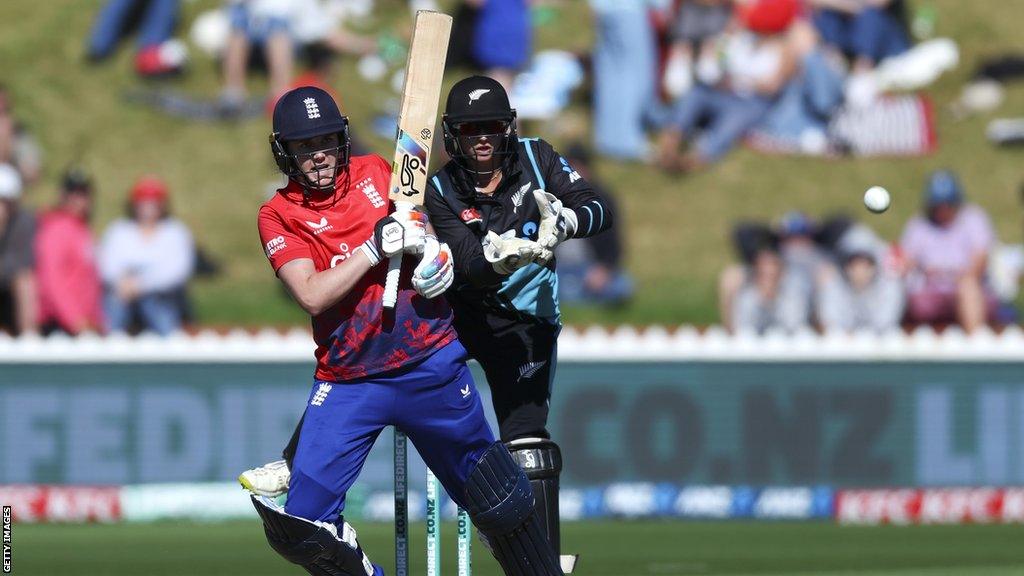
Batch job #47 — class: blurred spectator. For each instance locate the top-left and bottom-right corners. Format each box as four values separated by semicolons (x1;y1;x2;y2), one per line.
988;241;1023;324
655;0;800;172
0;164;37;336
0;85;43;186
776;211;832;303
35;169;104;336
721;212;854;330
751;18;846;154
86;0;185;77
589;0;668;161
900;170;996;332
555;144;634;307
662;0;733;99
99;176;195;335
220;0;296;116
469;0;532;90
731;243;809;334
806;0;910;106
987;183;1024;324
292;2;377;57
817;226;904;332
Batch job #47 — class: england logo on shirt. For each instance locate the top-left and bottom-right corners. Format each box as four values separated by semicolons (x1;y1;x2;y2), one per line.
357;178;386;208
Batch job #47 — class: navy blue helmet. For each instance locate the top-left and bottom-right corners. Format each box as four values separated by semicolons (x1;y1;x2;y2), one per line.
269;86;351;191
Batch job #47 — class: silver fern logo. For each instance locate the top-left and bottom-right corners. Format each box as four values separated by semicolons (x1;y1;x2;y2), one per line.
517;361;546;381
512;184;530;214
467;89;490;105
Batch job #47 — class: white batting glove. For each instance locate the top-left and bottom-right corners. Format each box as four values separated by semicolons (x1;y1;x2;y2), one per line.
359;206;428;266
367;202;427;261
412;235;454;299
388;202;428;256
482;230;548;275
533;190;577;252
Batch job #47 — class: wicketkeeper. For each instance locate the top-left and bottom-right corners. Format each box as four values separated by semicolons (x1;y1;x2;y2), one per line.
424;76;613;568
248;85;565;576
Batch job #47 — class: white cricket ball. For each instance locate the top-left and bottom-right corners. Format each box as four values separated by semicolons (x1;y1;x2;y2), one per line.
864;186;891;213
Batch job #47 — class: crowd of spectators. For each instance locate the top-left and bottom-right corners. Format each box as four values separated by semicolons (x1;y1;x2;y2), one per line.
590;0;950;168
720;169;1006;335
0;1;1014;335
0;161;196;337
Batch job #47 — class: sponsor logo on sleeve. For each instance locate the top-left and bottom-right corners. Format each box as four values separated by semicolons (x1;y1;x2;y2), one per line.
265;236;287;257
560;157;581;183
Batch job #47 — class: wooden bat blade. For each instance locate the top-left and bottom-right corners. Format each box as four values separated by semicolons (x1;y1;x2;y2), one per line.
383;10;452;310
388;11;452;208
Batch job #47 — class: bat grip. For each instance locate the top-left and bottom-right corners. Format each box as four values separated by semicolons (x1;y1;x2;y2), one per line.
383;253;402;308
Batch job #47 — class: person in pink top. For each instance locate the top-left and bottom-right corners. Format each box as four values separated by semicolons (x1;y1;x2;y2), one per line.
35;169;104;335
900;170;997;332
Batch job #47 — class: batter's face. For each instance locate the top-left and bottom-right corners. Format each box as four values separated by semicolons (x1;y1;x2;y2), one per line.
287;133;341;189
455;120;510;173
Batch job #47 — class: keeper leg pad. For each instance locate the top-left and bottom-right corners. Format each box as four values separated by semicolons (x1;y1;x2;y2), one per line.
463;442;563;575
251;495;381;576
507;438;562;555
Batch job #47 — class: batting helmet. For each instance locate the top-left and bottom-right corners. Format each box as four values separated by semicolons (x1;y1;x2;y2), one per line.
269;86;351;189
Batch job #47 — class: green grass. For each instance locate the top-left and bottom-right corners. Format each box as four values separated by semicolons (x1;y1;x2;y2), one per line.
12;520;1024;575
2;1;1023;326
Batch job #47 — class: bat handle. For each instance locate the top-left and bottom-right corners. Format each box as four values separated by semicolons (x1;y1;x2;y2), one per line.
383;253;402;308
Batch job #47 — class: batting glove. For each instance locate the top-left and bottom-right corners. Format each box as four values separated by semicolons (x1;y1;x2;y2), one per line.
412;235;454;299
482;230;549;275
359;204;427;266
533;190;577;252
385;202;428;256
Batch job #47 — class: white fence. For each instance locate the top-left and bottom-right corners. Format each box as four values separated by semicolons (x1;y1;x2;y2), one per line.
1;325;1024;362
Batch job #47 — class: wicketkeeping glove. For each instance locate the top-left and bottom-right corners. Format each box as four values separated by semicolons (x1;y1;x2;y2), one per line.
412;235;454;299
482;230;550;275
533;189;577;253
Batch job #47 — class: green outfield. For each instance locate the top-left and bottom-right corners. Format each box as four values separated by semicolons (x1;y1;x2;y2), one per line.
12;520;1024;575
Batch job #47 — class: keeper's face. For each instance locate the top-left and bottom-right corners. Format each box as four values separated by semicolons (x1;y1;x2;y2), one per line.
287;133;342;189
454;120;510;169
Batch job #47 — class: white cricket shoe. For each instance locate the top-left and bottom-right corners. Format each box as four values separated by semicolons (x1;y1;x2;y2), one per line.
238;459;291;496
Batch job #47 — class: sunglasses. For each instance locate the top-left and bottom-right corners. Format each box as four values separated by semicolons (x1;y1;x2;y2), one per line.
453;120;510;137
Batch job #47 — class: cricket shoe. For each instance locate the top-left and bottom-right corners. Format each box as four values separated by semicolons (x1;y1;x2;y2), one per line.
239;459;291;496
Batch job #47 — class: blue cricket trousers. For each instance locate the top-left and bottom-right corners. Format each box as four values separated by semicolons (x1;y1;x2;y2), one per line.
285;340;495;526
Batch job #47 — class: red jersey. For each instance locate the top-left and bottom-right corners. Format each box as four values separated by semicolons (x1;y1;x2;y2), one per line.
257;154;456;382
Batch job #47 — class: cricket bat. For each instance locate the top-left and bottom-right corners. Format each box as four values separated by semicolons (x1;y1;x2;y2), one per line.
383;11;452;308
